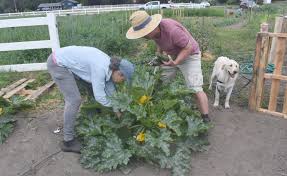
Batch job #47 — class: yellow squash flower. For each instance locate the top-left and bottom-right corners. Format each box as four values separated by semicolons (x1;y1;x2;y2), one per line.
0;108;3;115
136;132;145;142
158;122;167;128
138;95;151;105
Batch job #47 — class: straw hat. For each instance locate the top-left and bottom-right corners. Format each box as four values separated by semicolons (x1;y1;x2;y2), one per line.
126;11;162;39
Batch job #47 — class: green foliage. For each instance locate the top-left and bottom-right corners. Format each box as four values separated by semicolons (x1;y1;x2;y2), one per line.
0;117;16;144
76;67;211;175
0;96;34;144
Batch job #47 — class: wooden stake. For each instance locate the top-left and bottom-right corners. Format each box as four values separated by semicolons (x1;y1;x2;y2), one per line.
255;34;270;109
268;16;287;64
268;37;286;111
249;34;263;110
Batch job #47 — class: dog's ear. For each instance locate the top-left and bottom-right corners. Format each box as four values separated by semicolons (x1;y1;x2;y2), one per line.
221;64;226;70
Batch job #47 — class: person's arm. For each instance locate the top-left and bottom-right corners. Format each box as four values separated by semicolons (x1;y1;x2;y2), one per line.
162;28;193;66
105;80;120;113
91;69;112;107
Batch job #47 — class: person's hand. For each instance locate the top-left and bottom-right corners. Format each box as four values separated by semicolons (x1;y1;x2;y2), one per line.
162;56;178;66
115;112;122;119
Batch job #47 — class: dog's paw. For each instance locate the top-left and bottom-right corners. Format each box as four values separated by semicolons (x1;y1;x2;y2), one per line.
213;103;219;107
224;104;230;109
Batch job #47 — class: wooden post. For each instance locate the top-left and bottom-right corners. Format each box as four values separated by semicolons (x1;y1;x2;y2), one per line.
268;16;287;64
268;37;286;111
249;34;263;110
47;13;60;51
255;34;270;109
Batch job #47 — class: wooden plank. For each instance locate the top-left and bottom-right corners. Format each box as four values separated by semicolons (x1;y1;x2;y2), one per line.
3;79;35;99
255;35;270;110
283;86;287;114
268;37;286;111
258;108;287;119
0;17;48;28
264;74;287;80
258;32;287;38
0;63;47;72
25;81;54;101
0;78;27;96
268;17;287;63
249;34;263;110
0;40;53;52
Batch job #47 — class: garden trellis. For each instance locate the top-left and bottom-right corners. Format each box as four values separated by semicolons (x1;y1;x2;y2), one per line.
0;13;60;72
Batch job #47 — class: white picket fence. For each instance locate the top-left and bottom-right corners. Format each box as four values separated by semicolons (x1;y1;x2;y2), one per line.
0;13;60;72
0;6;140;18
0;3;207;18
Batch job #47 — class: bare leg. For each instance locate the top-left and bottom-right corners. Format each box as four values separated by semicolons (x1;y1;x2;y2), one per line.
196;91;209;114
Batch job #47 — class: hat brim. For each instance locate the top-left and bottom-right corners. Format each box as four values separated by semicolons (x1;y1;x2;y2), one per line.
126;14;162;40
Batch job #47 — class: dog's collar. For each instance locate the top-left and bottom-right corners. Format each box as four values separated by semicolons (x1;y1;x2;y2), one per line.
217;80;224;84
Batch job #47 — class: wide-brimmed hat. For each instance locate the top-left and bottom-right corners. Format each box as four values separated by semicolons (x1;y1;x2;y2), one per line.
126;11;162;39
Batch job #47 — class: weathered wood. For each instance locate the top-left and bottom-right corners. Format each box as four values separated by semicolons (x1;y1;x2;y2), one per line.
258;32;287;38
25;81;54;101
249;34;263;110
264;74;287;80
255;35;270;110
0;78;27;96
18;88;36;96
258;108;287;119
268;17;287;63
3;79;35;99
268;37;286;111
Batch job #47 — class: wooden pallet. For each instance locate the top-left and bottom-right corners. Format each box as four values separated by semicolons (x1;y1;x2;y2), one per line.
0;78;54;101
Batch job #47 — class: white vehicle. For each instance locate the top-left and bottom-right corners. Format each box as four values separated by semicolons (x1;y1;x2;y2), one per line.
200;1;211;7
139;1;171;10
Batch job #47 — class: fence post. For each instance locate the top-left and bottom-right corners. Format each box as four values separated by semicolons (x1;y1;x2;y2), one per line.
268;16;287;64
47;13;60;51
255;33;270;110
249;33;269;110
268;37;286;111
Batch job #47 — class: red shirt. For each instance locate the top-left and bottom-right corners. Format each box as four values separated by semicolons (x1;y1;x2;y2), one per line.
154;19;200;56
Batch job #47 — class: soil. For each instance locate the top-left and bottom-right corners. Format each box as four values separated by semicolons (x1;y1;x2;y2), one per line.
0;105;287;176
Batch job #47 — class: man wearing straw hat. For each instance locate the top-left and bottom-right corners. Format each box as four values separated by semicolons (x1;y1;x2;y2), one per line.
126;11;210;123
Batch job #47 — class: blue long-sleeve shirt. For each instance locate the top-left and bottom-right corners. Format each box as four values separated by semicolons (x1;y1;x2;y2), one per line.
54;46;116;108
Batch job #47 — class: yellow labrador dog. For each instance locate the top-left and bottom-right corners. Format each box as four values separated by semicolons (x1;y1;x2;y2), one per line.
209;56;239;108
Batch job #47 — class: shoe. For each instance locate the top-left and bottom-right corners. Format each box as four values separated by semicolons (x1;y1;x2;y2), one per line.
60;138;82;154
201;114;211;123
203;117;211;123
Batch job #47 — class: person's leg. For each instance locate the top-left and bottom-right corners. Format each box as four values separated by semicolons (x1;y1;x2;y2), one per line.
47;56;82;152
178;54;210;122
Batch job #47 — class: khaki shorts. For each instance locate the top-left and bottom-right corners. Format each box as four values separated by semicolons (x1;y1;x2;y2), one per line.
161;53;203;92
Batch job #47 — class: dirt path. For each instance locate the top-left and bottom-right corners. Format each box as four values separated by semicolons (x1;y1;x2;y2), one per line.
225;21;246;30
0;106;287;176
